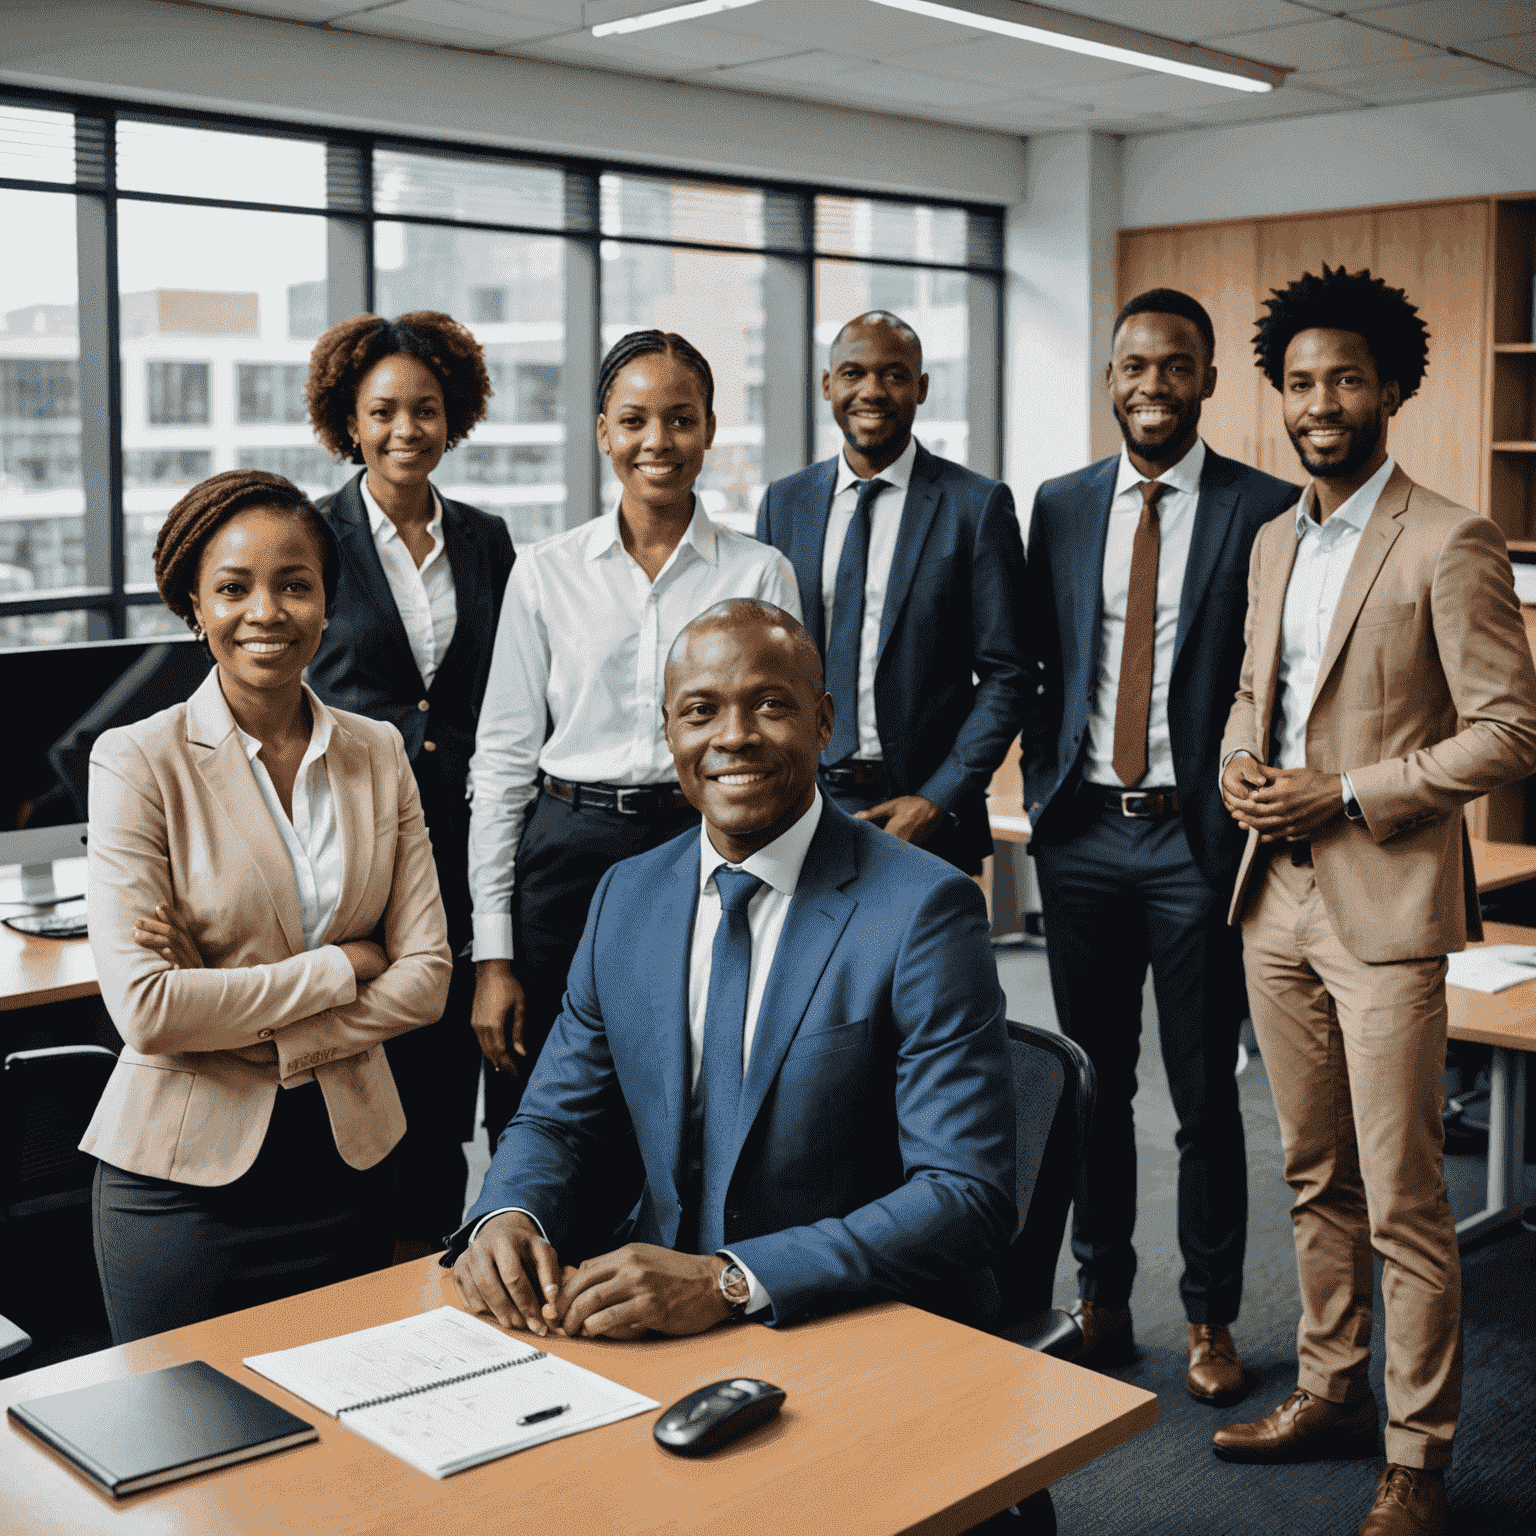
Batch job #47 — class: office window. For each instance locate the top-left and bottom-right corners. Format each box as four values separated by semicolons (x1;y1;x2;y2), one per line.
0;610;91;648
145;362;211;426
0;103;74;184
601;174;765;250
378;224;566;546
0;189;86;603
237;363;308;424
816;196;969;265
236;445;350;497
124;449;213;487
374;146;564;230
117;119;326;207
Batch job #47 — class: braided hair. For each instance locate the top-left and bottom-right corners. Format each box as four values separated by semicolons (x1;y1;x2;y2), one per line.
1253;265;1430;400
307;310;492;463
154;469;341;634
596;330;714;416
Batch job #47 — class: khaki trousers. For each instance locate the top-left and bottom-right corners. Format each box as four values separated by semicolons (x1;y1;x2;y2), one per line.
1241;853;1462;1469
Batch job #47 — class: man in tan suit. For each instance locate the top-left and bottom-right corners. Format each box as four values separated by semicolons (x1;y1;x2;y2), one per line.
1213;266;1536;1536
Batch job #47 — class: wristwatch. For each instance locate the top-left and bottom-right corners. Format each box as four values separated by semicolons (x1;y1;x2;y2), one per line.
717;1261;751;1319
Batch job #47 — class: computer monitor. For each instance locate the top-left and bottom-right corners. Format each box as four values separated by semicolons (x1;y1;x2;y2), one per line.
0;635;212;907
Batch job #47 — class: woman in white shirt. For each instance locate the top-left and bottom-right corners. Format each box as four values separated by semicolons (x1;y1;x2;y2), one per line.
467;330;801;1160
83;469;451;1343
304;311;515;1257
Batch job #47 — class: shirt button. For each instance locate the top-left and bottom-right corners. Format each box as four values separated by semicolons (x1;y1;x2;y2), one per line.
257;1028;274;1039
417;699;430;712
423;740;437;752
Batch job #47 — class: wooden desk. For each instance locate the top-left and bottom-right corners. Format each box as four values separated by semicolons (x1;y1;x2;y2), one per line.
1447;921;1535;1246
1469;839;1536;894
1;1258;1157;1535
0;922;96;1013
987;739;1031;846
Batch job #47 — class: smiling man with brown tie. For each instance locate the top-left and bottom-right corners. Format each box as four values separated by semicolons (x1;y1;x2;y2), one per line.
1216;267;1536;1536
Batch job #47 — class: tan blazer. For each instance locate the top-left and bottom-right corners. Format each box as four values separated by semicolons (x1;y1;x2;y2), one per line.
1221;466;1536;962
80;669;452;1185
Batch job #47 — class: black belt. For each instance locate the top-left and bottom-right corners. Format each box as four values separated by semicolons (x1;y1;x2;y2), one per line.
543;777;692;816
821;759;888;791
1091;785;1181;820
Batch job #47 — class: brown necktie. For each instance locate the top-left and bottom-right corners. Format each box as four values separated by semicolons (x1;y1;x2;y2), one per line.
1112;480;1168;789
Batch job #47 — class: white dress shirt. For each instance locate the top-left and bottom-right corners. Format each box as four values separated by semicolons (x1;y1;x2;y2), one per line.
234;687;343;953
1085;438;1205;789
360;475;456;689
468;792;825;1316
468;501;802;961
820;434;918;761
1274;456;1397;772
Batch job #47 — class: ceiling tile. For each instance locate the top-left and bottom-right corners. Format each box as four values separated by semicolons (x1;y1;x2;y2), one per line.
466;0;586;22
1034;69;1284;113
821;63;1021;108
895;36;1139;91
1333;1;1536;46
329;0;570;48
1042;0;1316;44
1161;81;1371;124
205;0;368;18
714;50;867;84
1471;31;1536;71
683;0;989;61
513;22;800;68
1296;50;1520;102
1206;14;1441;70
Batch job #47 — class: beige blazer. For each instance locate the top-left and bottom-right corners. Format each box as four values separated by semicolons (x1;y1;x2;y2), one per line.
80;669;452;1185
1221;466;1536;962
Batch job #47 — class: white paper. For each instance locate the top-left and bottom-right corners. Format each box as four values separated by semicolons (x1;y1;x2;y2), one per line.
244;1306;658;1478
1510;562;1536;607
1445;944;1536;994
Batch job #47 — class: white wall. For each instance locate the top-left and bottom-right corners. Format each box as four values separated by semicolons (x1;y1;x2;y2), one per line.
1121;88;1536;230
1;0;1027;205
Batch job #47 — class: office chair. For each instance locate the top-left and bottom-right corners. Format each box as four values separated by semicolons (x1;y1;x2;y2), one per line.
993;1022;1097;1357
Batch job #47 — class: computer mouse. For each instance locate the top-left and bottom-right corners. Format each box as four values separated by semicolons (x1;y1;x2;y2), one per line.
652;1378;786;1455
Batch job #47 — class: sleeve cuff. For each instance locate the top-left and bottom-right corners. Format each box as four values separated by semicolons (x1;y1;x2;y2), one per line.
472;914;515;963
1341;770;1364;822
469;1207;548;1246
718;1249;771;1316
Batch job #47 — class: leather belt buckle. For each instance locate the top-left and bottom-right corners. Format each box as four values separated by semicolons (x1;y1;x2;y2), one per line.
614;786;651;816
1120;791;1155;819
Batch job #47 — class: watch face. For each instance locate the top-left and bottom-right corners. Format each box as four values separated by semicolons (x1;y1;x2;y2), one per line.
720;1265;750;1307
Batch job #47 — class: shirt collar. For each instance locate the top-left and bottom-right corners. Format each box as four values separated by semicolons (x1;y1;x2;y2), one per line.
584;495;716;567
234;683;334;770
834;434;918;498
1113;437;1206;501
698;789;824;900
1294;455;1396;539
359;474;442;543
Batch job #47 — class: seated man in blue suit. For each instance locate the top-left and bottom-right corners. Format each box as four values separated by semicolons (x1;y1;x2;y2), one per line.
756;311;1027;875
1023;289;1298;1400
446;598;1015;1338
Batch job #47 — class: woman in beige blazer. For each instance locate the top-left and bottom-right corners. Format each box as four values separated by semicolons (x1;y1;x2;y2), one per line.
83;468;452;1344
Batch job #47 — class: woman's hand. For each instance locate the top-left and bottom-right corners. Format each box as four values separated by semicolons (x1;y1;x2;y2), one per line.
339;939;389;983
132;903;204;970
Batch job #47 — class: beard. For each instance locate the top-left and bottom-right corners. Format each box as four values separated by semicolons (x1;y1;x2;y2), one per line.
840;416;908;461
1288;408;1385;480
1112;397;1201;467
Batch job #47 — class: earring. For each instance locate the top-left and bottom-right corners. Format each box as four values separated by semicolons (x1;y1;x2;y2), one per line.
321;618;329;629
195;626;206;642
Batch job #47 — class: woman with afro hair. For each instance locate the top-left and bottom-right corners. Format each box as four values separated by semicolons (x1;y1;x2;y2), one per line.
304;311;514;1259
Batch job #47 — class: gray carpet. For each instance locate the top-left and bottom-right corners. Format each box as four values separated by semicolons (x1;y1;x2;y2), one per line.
995;940;1536;1536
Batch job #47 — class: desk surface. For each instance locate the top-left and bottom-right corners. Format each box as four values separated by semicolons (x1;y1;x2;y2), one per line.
1447;921;1536;1052
0;921;96;1013
1468;839;1536;894
2;1258;1156;1536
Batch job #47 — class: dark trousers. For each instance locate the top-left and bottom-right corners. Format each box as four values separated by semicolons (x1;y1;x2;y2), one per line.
821;775;981;876
482;789;700;1151
1031;798;1248;1324
385;753;484;1245
92;1082;393;1345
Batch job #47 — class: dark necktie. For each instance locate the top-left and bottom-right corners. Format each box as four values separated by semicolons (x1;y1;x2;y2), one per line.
1112;479;1168;790
822;477;890;767
689;866;765;1256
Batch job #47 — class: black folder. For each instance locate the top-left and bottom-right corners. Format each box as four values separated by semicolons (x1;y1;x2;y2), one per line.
8;1358;317;1496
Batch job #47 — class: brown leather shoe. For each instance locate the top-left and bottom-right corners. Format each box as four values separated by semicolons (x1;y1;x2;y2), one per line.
1357;1465;1447;1535
1186;1323;1248;1406
1065;1299;1134;1365
1211;1386;1379;1463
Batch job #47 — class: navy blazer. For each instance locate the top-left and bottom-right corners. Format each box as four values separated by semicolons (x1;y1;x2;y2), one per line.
308;472;515;798
757;443;1028;870
453;799;1016;1327
1022;446;1298;886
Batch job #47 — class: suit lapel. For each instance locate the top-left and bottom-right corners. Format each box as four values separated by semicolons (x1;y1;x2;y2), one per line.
1080;458;1120;688
1172;455;1239;671
876;444;942;664
1251;518;1301;757
434;495;481;676
186;671;306;956
650;835;702;1185
798;459;839;651
729;808;858;1163
328;473;427;694
321;705;375;944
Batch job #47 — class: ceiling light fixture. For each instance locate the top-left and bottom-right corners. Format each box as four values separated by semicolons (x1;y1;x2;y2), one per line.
865;0;1283;93
592;0;763;37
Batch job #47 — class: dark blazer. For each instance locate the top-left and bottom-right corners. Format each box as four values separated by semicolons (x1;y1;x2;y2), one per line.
1022;445;1298;886
451;799;1016;1327
309;472;515;798
757;442;1028;869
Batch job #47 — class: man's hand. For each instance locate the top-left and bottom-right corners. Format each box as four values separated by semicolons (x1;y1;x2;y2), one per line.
452;1212;563;1336
1220;752;1272;817
1226;761;1344;843
472;960;527;1076
549;1244;732;1341
857;794;946;846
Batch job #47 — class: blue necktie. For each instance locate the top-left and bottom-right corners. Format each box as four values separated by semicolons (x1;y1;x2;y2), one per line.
822;477;890;767
691;866;765;1256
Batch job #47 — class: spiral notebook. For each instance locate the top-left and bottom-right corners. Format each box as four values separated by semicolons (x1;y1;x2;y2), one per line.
243;1306;658;1479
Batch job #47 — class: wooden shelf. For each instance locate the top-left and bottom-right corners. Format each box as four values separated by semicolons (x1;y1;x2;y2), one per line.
1492;441;1536;452
1494;342;1536;353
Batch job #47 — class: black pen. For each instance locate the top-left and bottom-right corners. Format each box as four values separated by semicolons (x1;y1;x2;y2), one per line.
516;1403;571;1426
